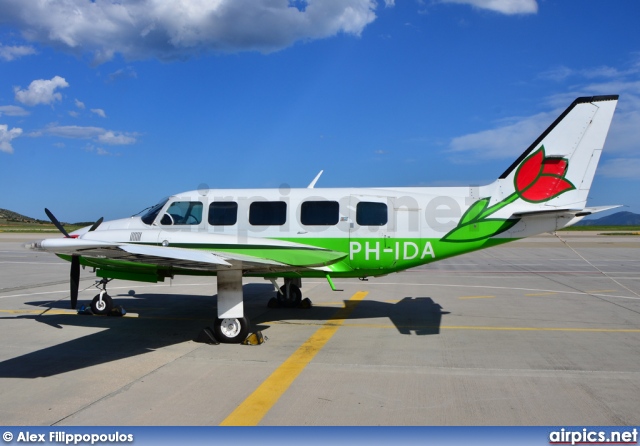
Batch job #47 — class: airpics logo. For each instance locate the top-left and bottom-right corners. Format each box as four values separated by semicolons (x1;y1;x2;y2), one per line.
2;431;133;445
549;428;638;445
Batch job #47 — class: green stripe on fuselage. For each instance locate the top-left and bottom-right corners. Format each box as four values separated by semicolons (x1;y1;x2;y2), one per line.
58;236;517;282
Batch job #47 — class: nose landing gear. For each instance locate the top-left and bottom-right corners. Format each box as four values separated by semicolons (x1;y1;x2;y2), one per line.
90;278;114;315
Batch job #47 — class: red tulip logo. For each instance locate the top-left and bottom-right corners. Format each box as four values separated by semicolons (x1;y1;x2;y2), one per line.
514;146;575;203
442;145;576;242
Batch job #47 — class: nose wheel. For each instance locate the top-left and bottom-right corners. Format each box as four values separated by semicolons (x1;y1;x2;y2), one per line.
90;279;114;315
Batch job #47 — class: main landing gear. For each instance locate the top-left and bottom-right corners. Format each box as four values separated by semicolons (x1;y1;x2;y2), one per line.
213;316;250;344
90;278;114;315
267;277;310;309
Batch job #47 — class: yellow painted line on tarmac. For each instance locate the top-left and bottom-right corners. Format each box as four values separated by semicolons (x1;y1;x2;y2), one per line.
0;309;139;318
459;295;495;299
220;291;369;426
0;309;75;315
267;320;640;333
524;292;558;296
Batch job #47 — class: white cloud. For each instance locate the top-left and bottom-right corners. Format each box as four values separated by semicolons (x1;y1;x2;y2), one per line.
598;158;640;179
0;0;378;62
96;147;111;156
91;108;107;118
84;144;118;156
452;57;640;161
0;105;29;116
539;64;640;83
0;43;36;61
449;99;640;161
14;76;69;106
98;131;135;145
449;111;555;159
46;125;105;139
44;125;137;145
108;67;137;82
75;99;86;109
440;0;538;15
0;124;23;154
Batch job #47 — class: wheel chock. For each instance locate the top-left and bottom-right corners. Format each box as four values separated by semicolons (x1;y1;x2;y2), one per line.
195;327;220;345
299;297;312;309
77;305;94;316
242;331;266;345
267;297;280;308
108;305;126;317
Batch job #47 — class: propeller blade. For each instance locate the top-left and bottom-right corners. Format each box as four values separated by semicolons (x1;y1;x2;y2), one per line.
89;217;104;232
70;256;80;310
44;208;70;238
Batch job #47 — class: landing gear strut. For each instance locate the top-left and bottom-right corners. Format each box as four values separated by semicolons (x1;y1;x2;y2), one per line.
91;278;114;315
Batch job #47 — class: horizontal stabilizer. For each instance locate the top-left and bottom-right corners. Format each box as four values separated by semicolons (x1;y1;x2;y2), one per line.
576;205;623;216
512;205;622;219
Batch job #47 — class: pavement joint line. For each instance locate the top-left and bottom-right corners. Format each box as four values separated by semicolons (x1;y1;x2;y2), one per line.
459;295;495;299
219;291;369;426
8;310;636;332
304;281;640;300
50;342;202;427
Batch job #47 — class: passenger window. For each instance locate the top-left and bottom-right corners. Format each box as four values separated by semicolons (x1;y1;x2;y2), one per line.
161;201;203;225
249;201;287;226
356;201;387;226
209;202;238;226
301;201;339;226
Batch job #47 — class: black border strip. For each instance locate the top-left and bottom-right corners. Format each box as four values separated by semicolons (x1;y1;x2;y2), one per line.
498;95;619;179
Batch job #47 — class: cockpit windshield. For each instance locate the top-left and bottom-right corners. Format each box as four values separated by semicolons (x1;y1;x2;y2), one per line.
141;198;169;225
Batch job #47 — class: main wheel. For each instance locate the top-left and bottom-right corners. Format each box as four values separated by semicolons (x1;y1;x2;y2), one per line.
278;284;302;308
91;293;113;315
213;317;249;344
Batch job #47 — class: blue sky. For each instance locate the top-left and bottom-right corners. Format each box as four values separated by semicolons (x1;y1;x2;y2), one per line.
1;0;639;222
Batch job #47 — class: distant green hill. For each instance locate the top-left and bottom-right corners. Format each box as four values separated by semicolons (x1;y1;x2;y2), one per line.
575;211;640;226
0;208;47;224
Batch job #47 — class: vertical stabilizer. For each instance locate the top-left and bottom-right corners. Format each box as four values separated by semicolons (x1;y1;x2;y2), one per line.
496;95;618;212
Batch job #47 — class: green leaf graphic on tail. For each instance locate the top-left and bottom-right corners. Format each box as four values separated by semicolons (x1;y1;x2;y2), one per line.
442;219;519;243
458;197;490;226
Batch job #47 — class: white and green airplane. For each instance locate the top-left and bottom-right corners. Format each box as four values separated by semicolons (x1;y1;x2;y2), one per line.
29;95;619;343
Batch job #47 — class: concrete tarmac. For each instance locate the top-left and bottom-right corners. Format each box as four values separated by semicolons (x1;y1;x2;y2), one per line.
0;232;639;426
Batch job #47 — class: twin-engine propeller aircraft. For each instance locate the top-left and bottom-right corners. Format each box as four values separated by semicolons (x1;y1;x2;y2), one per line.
28;96;619;343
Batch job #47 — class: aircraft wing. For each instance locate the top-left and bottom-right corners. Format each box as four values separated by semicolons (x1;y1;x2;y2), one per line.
28;237;347;273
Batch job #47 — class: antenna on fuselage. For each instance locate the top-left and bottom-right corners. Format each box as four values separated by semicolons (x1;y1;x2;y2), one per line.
307;170;324;189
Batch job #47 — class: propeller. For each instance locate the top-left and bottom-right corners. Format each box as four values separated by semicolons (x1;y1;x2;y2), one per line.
44;208;70;238
44;208;103;310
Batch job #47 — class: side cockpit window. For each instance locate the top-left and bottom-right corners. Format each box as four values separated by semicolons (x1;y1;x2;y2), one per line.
141;198;169;225
161;201;203;225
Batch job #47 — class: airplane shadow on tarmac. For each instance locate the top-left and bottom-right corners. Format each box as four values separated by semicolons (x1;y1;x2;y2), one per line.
0;283;448;378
